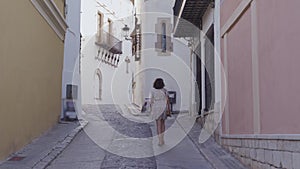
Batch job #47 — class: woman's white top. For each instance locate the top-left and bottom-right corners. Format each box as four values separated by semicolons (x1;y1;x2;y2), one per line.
150;88;167;119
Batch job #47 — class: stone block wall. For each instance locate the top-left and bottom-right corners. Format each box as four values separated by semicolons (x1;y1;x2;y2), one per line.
221;136;300;169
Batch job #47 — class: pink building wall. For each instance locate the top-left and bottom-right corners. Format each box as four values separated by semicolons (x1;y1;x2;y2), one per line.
226;7;254;134
257;0;300;134
221;0;300;135
220;0;241;27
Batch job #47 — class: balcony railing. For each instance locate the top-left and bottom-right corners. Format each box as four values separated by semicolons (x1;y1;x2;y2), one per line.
96;30;123;54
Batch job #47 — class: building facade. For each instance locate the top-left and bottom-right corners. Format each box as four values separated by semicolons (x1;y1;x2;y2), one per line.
173;0;222;135
132;0;191;112
0;0;67;160
61;0;82;119
174;0;300;168
220;0;300;168
80;0;134;105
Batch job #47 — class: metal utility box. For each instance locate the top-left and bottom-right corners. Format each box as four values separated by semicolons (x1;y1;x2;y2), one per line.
62;99;77;121
63;84;78;121
167;91;176;104
167;91;176;112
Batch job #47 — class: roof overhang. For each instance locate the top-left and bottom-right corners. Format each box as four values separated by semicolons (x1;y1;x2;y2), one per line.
173;0;212;37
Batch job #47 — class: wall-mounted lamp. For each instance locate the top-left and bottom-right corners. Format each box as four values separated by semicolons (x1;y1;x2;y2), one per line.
122;25;132;40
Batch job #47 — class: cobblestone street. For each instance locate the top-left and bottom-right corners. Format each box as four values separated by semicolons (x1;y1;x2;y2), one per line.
45;105;247;169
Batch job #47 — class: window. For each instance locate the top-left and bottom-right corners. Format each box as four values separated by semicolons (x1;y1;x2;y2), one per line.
108;19;112;44
64;0;67;17
155;18;173;55
98;12;103;38
108;19;112;34
161;23;167;52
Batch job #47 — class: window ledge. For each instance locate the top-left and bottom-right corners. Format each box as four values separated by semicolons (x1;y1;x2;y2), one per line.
31;0;68;41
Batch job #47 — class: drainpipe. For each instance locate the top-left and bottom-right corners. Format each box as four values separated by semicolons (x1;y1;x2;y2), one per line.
189;44;193;116
188;38;196;117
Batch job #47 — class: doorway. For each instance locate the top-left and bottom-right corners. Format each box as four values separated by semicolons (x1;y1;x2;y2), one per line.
95;69;102;100
204;25;215;111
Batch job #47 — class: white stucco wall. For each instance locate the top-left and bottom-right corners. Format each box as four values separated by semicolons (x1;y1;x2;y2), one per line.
81;0;134;105
134;0;192;111
61;0;82;117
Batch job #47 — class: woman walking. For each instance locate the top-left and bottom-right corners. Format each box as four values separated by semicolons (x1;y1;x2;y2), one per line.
150;78;170;146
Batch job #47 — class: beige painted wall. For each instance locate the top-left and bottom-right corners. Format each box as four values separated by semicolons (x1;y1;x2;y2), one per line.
53;0;65;15
0;1;64;160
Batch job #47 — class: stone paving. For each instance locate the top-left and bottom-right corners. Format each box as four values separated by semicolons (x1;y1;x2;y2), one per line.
47;104;158;169
98;105;156;169
0;104;248;169
187;123;247;169
0;121;86;169
47;104;248;169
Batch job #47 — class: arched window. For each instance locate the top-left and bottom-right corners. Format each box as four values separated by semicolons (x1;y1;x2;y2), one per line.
95;69;102;100
161;23;167;52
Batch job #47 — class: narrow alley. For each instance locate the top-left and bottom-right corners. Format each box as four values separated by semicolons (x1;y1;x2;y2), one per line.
1;0;300;169
44;105;246;169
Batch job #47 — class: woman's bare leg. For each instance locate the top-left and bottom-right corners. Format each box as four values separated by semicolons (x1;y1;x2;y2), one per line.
156;120;160;135
161;119;165;133
156;119;163;145
161;119;165;144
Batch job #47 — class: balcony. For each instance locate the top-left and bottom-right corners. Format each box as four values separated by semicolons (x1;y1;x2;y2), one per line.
96;30;123;54
173;0;212;37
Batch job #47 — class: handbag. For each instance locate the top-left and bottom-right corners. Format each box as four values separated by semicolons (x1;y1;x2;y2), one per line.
165;92;171;117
